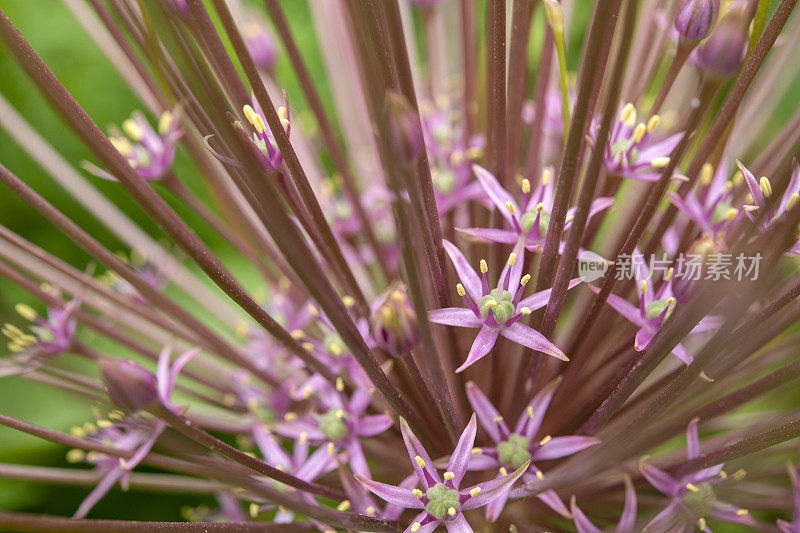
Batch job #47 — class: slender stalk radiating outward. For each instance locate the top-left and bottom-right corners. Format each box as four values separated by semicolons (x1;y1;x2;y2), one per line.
0;0;799;531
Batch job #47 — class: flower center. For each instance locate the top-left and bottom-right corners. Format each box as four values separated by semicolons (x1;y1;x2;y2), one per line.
497;433;531;469
646;299;675;321
682;482;716;518
479;288;515;325
520;209;549;235
425;482;460;520
434;170;456;194
318;409;348;442
324;334;346;357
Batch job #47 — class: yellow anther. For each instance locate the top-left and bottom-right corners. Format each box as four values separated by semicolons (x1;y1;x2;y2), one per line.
299;432;308;445
447;507;457;516
700;163;714;186
536;202;545;212
411;523;421;533
522;179;531;194
335;409;345;419
736;509;749;516
686;483;699;492
759;176;772;197
40;282;52;293
69;426;86;438
640;280;648;294
290;329;305;339
724;207;738;221
284;412;297;421
391;290;404;303
122;119;143;141
412;488;424;498
278;106;290;131
733;469;746;479
449;150;464;166
249;503;259;518
492;416;504;423
336;377;344;391
527;406;535;418
484;299;498;308
621;103;636;126
469;487;481;497
278;505;288;514
109;410;124;421
647;115;660;133
15;304;37;321
471;447;483;455
327;442;336;455
243;105;256;123
158;111;173;135
96;419;112;428
520;274;531;286
342;295;355;307
723;181;733;194
651;157;670;168
665;267;674;282
443;471;455;480
539;435;552;445
307;304;319;317
480;259;488;274
246;398;259;412
698;518;707;531
719;470;728;479
415;455;426;468
337;500;351;512
743;204;759;212
65;449;85;463
110;136;133;157
632;123;646;144
787;193;800;211
506;201;516;215
536;470;544;480
520;307;532;315
542;169;552;186
456;283;466;297
366;506;376;515
465;146;484;159
499;467;508;476
666;297;676;307
507;253;517;267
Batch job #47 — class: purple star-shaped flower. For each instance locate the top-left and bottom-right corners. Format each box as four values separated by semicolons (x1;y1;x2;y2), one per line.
465;380;600;520
592;249;721;372
738;160;800;255
668;161;739;234
571;476;637;533
430;239;579;372
591;103;683;182
640;418;759;531
356;414;528;533
459;165;613;258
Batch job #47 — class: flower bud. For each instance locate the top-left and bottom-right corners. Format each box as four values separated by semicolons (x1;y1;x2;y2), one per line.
99;358;159;413
696;4;749;79
243;20;278;72
675;0;720;42
370;282;419;356
383;91;425;163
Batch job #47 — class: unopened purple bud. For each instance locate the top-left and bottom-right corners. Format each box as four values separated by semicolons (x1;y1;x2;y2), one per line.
243;20;278;72
99;358;159;413
675;0;719;42
696;5;749;79
370;282;419;356
383;91;425;163
165;0;190;17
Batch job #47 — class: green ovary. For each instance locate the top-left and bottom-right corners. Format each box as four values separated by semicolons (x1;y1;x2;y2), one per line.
646;299;674;321
479;289;515;325
682;482;716;518
425;483;461;520
318;410;348;442
497;433;531;469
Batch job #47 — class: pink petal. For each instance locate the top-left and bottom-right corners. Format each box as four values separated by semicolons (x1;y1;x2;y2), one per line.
446;414;477;487
443;239;483;301
516;378;560;439
500;323;568;361
429;308;482;328
472;164;519;226
457;227;520;244
461;460;528;510
466;381;508;443
618;475;638;533
357;415;394;437
686;418;701;460
639;461;681;497
456;327;501;373
532;435;600;460
444;513;473;532
570;497;603;533
517;278;583;310
399;417;440;488
355;475;425;509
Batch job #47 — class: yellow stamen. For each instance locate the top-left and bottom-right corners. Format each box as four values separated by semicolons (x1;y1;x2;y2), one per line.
122;119;143;141
365;506;376;515
621;103;636;126
447;507;456;516
536;471;544;480
412;488;424;498
507;253;517;266
665;267;674;282
411;523;421;533
471;447;483;455
443;471;455;480
290;329;305;339
342;295;355;307
284;412;297;421
499;467;508;476
632;123;646;144
506;201;516;216
470;487;481;497
415;455;426;468
647;115;660;133
492;416;504;423
787;193;800;211
327;442;335;455
759;176;773;197
65;449;85;463
15;304;37;321
539;435;552;445
542;169;551;186
724;207;738;221
651;157;670;168
527;406;535;418
736;509;749;516
686;483;699;492
484;299;498;308
520;307;532;315
110;136;133;157
249;503;259;518
640;280;648;294
456;283;466;297
520;274;531;286
480;259;488;274
336;377;344;391
521;179;531;194
158;111;173;135
299;432;308;445
336;500;351;512
700;163;714;186
698;518;707;531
